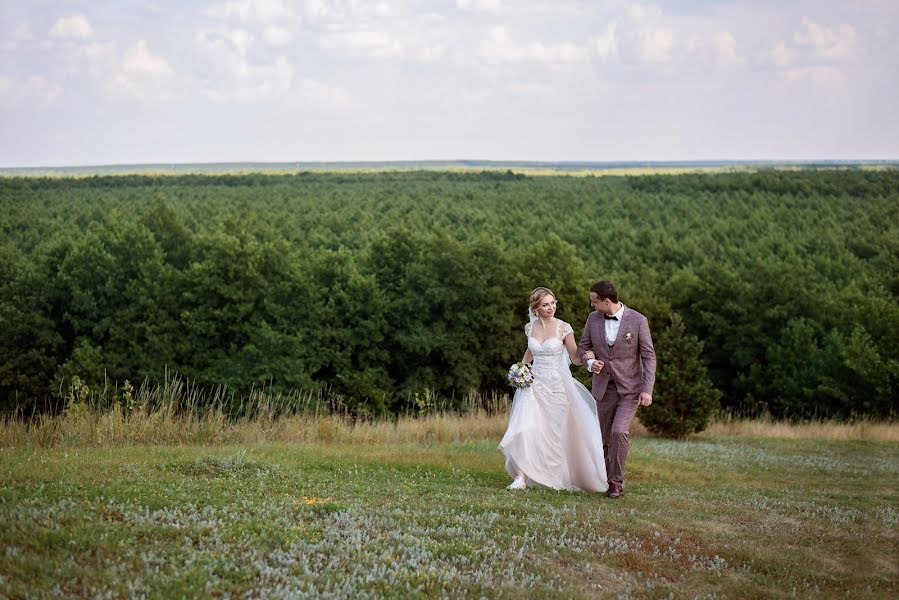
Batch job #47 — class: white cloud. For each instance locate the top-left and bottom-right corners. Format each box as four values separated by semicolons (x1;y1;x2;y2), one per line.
23;75;63;107
771;41;793;68
715;31;738;66
629;3;662;22
316;22;446;63
69;39;176;104
229;29;255;54
319;29;405;58
591;24;618;60
456;0;503;12
792;18;855;59
49;15;95;40
195;30;293;102
81;40;119;80
632;27;673;63
194;28;255;64
767;17;856;75
304;0;391;23
109;41;177;103
123;40;173;76
205;0;293;24
82;40;118;59
0;74;63;109
685;35;704;54
478;25;588;64
263;25;293;46
613;4;744;69
302;1;452;62
617;3;674;64
42;19;175;105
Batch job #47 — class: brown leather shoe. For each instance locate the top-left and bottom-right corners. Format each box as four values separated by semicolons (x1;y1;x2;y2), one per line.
606;489;621;499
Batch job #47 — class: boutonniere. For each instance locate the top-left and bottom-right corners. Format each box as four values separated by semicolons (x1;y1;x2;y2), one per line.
625;332;633;341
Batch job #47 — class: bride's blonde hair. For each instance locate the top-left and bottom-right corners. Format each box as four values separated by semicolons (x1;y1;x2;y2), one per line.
529;287;556;314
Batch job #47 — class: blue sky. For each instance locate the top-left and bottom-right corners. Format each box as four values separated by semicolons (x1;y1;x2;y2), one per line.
1;0;897;166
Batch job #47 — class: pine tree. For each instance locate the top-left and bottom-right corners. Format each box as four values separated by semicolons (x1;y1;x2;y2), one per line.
639;313;721;438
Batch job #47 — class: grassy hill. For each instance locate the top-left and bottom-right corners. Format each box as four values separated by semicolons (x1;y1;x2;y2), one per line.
1;430;896;598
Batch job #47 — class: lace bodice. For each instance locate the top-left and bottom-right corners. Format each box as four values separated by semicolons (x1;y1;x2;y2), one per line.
525;320;574;377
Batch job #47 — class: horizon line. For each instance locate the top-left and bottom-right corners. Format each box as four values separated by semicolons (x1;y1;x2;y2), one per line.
2;158;899;171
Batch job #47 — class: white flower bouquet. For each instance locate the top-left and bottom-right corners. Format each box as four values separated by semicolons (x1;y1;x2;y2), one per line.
507;362;534;389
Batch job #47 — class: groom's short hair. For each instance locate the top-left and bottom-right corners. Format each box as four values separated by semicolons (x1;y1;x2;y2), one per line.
591;280;618;303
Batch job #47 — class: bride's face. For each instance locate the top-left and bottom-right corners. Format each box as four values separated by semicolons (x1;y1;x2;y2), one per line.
536;294;557;318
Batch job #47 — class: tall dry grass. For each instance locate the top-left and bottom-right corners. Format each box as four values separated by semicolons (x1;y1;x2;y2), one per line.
702;413;899;442
0;376;513;448
2;376;896;447
0;408;512;448
4;408;896;448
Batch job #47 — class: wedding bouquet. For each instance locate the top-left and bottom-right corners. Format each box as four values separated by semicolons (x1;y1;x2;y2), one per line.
507;362;534;389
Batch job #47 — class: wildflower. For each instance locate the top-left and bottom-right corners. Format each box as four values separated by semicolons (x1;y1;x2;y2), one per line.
303;496;333;506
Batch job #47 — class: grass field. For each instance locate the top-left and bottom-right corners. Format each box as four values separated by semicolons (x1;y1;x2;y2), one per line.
1;421;896;598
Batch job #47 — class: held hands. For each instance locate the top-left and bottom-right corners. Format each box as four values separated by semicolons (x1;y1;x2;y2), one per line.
584;351;604;373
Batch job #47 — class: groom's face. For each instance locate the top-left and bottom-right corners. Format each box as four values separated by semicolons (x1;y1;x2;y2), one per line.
590;292;611;314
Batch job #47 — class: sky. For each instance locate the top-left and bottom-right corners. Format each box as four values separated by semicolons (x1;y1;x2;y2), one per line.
1;0;898;167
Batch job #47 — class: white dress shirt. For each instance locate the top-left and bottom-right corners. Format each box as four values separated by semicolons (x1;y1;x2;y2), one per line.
605;304;625;346
586;304;625;371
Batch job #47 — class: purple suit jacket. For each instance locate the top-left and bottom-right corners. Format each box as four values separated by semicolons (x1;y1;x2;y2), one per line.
577;305;657;401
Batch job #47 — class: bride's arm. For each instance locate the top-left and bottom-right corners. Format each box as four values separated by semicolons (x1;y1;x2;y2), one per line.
563;334;583;365
522;349;533;364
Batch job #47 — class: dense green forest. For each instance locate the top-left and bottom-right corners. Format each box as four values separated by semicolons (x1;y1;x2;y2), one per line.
1;170;896;417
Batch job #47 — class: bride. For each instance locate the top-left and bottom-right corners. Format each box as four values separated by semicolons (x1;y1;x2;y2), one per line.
499;287;608;492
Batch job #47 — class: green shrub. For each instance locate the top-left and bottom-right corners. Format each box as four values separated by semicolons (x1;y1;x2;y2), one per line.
640;313;721;438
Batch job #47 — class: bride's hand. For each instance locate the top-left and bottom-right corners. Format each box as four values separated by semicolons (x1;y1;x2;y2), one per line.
584;350;595;360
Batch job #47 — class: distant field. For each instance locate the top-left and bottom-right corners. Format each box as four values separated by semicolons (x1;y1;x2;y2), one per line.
1;432;896;598
1;159;896;177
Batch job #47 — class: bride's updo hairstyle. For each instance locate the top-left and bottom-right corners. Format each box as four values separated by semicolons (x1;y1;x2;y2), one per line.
529;286;556;314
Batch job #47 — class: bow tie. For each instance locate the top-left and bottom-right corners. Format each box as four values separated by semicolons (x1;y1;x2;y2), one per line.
604;314;618;320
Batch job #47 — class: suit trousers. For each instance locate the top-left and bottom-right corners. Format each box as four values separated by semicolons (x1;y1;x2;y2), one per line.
598;380;640;492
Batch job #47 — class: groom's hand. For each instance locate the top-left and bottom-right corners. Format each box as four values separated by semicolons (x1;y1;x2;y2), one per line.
590;360;604;373
639;393;653;406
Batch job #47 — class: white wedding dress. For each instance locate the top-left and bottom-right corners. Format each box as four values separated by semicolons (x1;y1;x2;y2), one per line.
499;320;608;492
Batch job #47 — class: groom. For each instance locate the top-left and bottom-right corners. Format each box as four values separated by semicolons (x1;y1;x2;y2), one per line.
577;280;656;499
